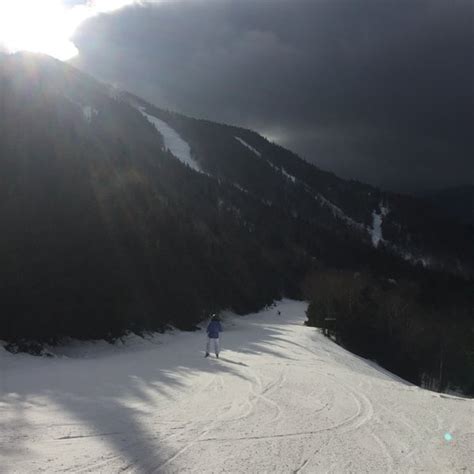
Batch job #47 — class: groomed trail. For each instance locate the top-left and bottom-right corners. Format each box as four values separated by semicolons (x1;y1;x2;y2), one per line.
1;300;472;473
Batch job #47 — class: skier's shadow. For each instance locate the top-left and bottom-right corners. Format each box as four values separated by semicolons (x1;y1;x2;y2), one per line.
216;356;249;367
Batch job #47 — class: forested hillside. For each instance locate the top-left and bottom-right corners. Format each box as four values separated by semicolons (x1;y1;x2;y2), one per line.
305;271;473;395
0;53;472;352
132;97;474;278
0;54;303;341
420;186;474;226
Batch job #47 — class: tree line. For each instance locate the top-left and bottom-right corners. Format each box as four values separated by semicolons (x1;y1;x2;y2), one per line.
304;270;474;395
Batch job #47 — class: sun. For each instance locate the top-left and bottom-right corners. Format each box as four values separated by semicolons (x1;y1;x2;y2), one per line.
0;0;137;61
0;1;79;60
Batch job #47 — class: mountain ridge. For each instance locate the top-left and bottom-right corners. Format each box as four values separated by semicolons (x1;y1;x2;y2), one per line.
0;52;472;342
128;92;473;276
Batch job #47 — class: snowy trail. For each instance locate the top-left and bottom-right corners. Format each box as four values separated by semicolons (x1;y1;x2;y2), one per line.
1;300;472;473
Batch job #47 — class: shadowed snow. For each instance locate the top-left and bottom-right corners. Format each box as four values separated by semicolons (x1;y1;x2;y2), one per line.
1;300;471;472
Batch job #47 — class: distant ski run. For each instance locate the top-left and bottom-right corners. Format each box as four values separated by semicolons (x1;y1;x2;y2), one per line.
139;107;201;172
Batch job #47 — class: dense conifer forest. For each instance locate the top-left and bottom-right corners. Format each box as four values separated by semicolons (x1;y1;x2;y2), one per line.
304;270;473;395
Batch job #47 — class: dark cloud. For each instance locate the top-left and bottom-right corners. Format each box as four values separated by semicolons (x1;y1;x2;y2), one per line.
71;0;473;192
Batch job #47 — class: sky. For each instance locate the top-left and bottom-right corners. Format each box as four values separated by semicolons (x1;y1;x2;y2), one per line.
1;0;473;192
0;0;135;60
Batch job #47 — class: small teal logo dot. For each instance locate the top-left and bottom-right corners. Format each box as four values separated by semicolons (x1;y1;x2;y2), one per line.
444;433;452;442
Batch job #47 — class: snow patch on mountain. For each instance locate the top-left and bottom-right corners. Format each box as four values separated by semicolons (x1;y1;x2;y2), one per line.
234;136;261;157
280;167;297;183
312;193;438;268
107;84;123;101
371;202;390;248
316;194;368;233
65;95;98;123
233;183;249;194
267;161;297;183
398;249;433;268
139;108;201;172
371;212;383;247
82;105;98;123
235;136;297;183
266;161;297;183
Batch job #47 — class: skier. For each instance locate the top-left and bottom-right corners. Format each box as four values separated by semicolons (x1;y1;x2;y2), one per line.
205;314;222;358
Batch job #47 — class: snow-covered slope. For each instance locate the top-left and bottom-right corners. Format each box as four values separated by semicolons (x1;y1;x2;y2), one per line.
1;300;471;473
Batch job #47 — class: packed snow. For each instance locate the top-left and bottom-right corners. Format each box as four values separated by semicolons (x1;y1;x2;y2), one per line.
139;108;201;172
1;300;472;473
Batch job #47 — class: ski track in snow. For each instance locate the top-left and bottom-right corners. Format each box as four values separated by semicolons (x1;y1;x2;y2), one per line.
1;300;472;473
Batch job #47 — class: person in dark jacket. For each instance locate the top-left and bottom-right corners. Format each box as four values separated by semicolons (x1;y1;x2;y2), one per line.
205;314;222;358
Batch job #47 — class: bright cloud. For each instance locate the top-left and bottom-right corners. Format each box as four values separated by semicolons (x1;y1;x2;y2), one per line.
0;0;141;61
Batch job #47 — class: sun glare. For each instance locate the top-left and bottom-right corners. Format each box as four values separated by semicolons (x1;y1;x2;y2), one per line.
0;0;138;61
